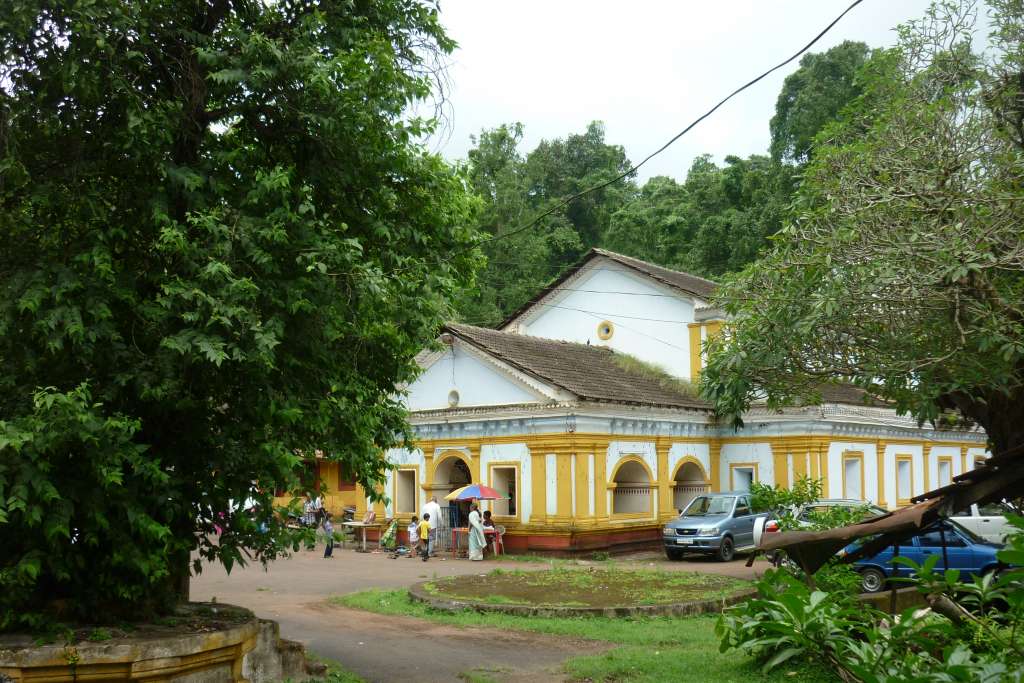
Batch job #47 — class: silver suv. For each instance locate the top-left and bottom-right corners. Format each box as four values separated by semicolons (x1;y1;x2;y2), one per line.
662;492;770;562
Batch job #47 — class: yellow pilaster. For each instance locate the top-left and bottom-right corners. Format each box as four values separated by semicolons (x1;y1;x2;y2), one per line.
923;445;932;494
593;441;609;521
816;439;830;497
554;449;572;523
876;440;888;508
656;439;674;520
531;451;548;524
960;445;970;475
688;323;702;381
468;445;482;484
709;439;722;492
772;440;789;489
574;450;592;522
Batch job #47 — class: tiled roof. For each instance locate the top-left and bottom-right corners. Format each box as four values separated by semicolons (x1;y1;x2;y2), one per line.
499;248;718;329
444;323;709;410
590;248;718;299
817;383;883;406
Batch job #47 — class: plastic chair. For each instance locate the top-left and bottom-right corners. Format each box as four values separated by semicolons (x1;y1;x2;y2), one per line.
493;525;506;555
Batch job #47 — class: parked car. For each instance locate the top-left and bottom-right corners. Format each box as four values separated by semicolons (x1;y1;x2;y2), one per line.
952;501;1015;544
754;498;887;548
846;519;1006;593
663;492;771;562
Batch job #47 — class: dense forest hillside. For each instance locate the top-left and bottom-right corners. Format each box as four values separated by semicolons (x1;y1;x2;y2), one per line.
455;41;872;325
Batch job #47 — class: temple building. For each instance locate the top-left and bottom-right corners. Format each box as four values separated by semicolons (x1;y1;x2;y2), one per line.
285;248;990;553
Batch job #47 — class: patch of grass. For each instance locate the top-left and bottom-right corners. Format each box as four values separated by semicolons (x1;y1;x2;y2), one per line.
493;553;561;564
87;628;112;642
333;589;834;683
611;353;700;399
565;644;830;682
458;669;503;683
480;595;526;605
425;566;747;608
304;653;366;683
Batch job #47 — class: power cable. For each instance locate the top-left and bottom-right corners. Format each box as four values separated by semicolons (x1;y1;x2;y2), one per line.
444;0;866;261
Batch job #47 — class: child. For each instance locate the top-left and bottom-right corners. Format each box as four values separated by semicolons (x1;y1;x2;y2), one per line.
418;513;431;562
405;515;419;559
322;513;334;558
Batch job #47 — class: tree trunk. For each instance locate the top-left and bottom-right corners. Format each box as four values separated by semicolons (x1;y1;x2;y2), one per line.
939;385;1024;456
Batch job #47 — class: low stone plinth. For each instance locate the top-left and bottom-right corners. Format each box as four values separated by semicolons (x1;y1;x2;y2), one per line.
857;587;927;614
0;604;323;683
409;581;755;618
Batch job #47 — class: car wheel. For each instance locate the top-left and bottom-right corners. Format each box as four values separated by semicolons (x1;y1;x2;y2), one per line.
717;537;735;562
860;567;886;593
665;548;683;561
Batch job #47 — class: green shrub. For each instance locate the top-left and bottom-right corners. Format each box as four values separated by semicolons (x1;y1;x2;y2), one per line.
718;518;1024;681
87;628;112;642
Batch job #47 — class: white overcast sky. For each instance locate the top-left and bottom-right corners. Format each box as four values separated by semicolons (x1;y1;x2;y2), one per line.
429;0;974;181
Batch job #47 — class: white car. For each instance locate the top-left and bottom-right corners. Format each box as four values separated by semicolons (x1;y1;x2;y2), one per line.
754;499;887;548
953;501;1015;544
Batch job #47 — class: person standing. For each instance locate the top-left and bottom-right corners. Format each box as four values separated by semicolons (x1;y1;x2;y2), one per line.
302;493;315;527
322;513;334;558
467;503;485;562
422;495;441;557
418;513;432;561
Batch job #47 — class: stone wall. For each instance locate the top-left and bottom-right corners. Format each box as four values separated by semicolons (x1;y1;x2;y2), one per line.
0;605;323;683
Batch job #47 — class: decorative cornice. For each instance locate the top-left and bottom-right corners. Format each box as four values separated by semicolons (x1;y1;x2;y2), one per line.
408;404;986;444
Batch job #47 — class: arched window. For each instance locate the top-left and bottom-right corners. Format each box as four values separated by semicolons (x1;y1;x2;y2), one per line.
612;460;652;514
672;461;708;513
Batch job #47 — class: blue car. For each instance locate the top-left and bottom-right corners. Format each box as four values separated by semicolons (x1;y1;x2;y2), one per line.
848;519;1006;593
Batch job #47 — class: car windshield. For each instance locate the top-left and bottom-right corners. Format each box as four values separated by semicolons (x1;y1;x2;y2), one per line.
941;518;986;544
683;496;735;516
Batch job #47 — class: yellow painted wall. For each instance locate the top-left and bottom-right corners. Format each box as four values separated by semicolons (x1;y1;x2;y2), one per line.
270;432;983;534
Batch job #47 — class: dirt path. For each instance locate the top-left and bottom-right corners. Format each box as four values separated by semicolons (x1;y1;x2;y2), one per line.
288;602;605;682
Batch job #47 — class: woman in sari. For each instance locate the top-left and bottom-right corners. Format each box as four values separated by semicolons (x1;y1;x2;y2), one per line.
467;502;486;561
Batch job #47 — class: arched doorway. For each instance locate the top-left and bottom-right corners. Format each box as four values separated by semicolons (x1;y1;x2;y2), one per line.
612;460;652;515
433;455;472;527
673;461;709;513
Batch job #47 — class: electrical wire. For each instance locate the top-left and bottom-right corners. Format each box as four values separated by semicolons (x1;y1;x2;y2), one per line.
443;0;865;261
384;0;866;278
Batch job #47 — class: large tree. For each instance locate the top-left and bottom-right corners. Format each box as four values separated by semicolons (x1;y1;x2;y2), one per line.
456;121;635;325
702;1;1024;454
769;40;872;163
0;0;478;628
604;155;796;279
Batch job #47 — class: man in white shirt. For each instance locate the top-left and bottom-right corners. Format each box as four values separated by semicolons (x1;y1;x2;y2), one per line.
421;496;442;556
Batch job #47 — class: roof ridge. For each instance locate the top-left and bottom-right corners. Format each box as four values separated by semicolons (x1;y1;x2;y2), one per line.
446;322;615;352
591;247;720;287
497;248;718;329
442;323;708;410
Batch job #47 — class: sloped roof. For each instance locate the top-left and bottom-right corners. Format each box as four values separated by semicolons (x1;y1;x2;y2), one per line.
500;248;718;329
817;383;886;406
444;323;709;410
591;248;718;299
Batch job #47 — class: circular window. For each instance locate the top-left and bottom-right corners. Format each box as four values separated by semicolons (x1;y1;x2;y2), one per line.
597;320;614;340
447;389;460;407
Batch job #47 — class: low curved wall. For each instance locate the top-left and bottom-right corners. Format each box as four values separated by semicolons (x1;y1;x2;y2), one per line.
409;581;756;618
0;604;318;683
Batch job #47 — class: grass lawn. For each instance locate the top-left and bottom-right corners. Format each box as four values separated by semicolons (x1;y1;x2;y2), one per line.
424;566;747;607
333;588;836;682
